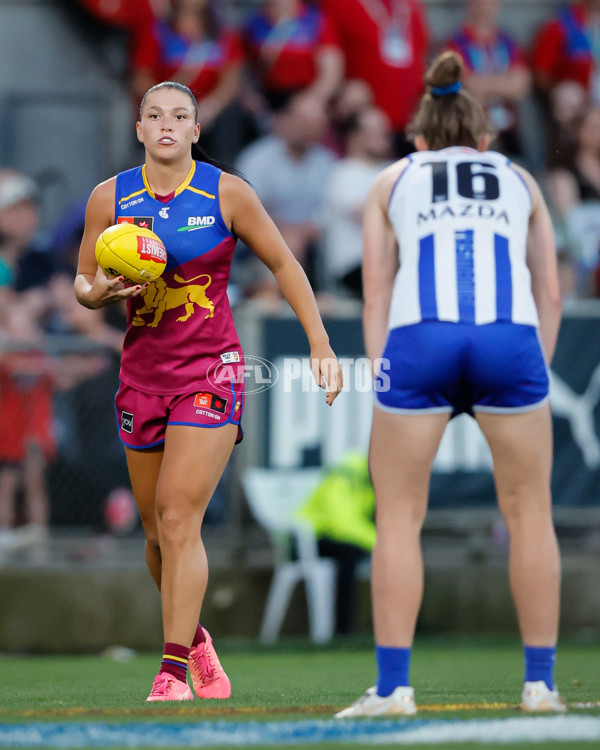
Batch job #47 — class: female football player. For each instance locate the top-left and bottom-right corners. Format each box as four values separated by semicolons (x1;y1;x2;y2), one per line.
337;51;564;717
75;81;342;701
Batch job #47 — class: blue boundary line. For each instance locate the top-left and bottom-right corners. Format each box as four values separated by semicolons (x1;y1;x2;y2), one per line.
0;716;600;747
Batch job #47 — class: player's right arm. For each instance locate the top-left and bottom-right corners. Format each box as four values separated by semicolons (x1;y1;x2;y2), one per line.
74;178;145;309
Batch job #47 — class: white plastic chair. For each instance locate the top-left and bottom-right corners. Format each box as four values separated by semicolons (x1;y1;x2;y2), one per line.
242;467;337;644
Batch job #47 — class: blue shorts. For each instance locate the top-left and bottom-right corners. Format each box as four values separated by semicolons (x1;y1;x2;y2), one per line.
374;321;549;416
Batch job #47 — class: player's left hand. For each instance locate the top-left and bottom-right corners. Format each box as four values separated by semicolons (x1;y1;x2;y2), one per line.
310;344;343;405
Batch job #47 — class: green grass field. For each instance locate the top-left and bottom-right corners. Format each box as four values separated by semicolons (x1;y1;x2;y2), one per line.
0;636;599;748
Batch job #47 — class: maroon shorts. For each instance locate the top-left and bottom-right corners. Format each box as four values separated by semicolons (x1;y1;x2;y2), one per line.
115;380;244;449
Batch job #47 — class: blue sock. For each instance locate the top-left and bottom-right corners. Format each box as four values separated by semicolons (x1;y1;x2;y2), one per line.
524;645;556;690
376;645;411;697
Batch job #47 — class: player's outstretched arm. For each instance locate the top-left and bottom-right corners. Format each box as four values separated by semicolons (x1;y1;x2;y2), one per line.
74;178;146;309
220;172;343;405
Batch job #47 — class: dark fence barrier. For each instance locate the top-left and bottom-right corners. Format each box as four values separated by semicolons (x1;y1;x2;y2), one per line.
238;301;600;509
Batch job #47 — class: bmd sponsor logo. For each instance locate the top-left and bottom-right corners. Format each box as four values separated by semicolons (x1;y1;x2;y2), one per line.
177;216;216;231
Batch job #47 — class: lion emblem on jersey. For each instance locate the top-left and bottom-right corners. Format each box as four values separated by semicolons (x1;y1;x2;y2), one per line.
132;273;215;328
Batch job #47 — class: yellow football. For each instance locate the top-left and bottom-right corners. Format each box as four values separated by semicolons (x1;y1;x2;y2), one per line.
95;223;167;284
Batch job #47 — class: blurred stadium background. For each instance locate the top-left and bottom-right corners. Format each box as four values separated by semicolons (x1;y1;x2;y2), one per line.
0;0;599;656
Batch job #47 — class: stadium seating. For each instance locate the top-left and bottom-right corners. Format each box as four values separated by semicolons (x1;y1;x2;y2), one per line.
242;467;337;644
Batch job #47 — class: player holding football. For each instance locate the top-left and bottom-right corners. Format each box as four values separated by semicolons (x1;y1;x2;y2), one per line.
75;81;343;702
336;51;564;717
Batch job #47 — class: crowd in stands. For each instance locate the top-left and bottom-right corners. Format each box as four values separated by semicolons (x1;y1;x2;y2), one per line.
2;0;600;544
0;169;127;554
64;0;600;303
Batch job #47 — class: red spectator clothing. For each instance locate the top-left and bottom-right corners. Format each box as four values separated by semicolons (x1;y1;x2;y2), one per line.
323;0;428;131
78;0;156;28
533;2;595;90
447;25;526;75
132;20;243;99
242;2;340;94
0;355;54;464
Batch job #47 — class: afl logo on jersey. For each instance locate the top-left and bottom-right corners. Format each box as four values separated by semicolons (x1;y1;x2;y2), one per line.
159;206;170;219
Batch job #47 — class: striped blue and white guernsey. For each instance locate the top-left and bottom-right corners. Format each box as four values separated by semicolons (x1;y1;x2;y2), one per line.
386;147;538;330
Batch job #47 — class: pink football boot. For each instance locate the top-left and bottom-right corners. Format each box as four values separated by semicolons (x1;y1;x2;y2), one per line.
146;672;194;701
188;628;231;699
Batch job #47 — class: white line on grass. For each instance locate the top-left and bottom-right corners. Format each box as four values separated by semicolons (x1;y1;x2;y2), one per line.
370;716;600;744
0;716;599;746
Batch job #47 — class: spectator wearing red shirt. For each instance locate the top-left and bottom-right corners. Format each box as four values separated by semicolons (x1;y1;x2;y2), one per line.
241;0;344;112
322;0;428;156
533;0;600;101
446;0;531;158
532;2;600;170
131;0;242;131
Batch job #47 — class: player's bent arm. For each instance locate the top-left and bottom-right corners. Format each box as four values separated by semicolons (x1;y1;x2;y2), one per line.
363;164;403;367
220;173;343;404
74;179;145;310
514;164;562;362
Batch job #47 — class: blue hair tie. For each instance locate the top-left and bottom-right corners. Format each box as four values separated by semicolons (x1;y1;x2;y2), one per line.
431;81;462;96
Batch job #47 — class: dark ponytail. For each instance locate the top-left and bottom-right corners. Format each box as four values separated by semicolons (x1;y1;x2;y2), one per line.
407;51;491;150
191;142;245;179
